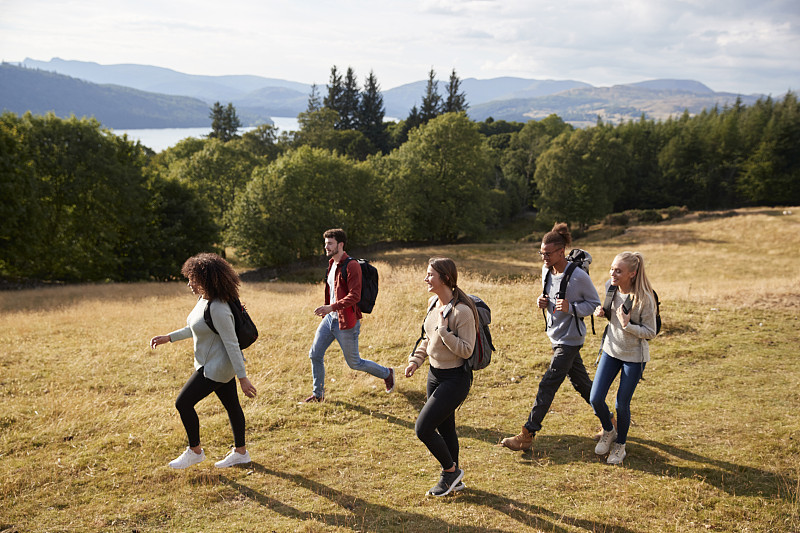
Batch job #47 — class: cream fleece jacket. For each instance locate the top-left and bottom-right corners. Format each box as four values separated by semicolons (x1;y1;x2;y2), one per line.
409;297;477;370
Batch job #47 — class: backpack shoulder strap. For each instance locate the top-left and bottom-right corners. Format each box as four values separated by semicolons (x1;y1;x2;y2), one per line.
410;297;438;356
340;256;352;286
602;284;618;319
557;262;578;299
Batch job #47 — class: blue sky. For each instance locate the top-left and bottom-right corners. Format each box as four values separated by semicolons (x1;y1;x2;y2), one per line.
1;0;798;95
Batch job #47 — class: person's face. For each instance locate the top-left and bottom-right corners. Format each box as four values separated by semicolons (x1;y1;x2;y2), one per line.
324;237;342;257
539;243;565;269
424;265;446;293
187;276;204;296
609;259;636;288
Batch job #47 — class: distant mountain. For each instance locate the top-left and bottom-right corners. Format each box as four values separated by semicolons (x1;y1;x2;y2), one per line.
20;58;312;120
382;77;592;117
468;82;763;126
0;63;211;128
6;58;768;129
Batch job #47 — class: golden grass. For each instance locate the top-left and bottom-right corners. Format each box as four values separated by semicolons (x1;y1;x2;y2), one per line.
1;207;799;532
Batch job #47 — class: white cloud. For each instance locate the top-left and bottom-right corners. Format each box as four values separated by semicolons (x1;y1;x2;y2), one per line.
0;0;797;94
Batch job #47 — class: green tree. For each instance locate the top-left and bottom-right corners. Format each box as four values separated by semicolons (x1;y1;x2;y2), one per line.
419;68;443;123
358;70;388;153
208;102;242;142
338;67;361;130
381;112;493;240
228;146;382;266
176;139;259;240
443;69;468;113
533;127;624;229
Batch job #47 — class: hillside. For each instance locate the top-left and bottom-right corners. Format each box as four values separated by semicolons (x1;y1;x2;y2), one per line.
8;58;770;128
0;63;211;128
468;83;763;126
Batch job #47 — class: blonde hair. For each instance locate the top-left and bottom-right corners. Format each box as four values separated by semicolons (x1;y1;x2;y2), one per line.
614;251;654;311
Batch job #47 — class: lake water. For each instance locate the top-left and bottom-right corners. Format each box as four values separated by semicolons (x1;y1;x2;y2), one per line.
114;116;300;152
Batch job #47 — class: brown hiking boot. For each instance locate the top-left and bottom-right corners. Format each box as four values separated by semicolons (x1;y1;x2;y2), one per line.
592;414;617;441
501;427;534;451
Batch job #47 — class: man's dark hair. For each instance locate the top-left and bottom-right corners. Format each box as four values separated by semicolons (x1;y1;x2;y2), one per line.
323;228;347;247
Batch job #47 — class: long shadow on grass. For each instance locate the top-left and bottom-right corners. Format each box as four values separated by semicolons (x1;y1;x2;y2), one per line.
332;395;507;445
460;488;639;533
628;437;796;499
219;462;509;532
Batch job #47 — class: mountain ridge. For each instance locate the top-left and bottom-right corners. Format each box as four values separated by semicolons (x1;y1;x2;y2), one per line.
6;58;769;129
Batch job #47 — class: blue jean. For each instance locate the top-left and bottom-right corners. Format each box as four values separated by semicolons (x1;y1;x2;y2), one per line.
308;314;390;397
590;351;646;444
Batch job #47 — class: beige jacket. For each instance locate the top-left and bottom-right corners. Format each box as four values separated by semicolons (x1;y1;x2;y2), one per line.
409;297;477;370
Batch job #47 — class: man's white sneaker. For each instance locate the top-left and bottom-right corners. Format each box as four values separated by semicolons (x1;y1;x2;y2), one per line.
607;442;627;465
214;449;251;468
169;447;205;469
594;428;617;455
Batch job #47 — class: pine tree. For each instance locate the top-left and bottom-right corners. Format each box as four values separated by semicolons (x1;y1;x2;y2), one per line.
358;70;387;152
324;66;344;119
338;67;361;130
443;68;468;113
306;83;322;113
208;102;241;142
419;68;443;123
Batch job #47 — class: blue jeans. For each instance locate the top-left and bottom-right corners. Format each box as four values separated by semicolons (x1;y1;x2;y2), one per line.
308;314;390;397
590;351;646;444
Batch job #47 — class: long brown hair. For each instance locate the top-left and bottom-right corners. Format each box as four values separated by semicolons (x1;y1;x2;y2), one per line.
428;257;480;335
181;253;240;303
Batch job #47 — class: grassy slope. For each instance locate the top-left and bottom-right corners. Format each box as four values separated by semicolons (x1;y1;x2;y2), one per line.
1;208;799;532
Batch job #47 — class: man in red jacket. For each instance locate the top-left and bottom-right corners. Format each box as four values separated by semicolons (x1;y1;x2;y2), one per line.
304;228;394;402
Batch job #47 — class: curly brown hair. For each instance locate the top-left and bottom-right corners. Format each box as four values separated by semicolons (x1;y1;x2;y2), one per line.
181;253;240;302
542;222;572;248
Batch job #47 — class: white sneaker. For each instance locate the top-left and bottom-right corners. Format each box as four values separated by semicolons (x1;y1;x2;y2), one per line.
607;442;626;465
214;449;251;468
594;428;617;455
169;447;205;469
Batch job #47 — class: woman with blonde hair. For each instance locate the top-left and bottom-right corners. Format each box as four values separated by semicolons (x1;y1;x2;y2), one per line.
591;251;657;465
405;257;479;496
150;253;257;469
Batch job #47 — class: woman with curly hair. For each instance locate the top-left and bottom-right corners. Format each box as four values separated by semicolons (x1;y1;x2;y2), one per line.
150;253;257;469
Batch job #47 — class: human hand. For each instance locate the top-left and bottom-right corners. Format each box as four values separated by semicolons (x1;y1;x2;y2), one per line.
616;305;630;327
404;362;419;377
314;305;333;317
537;295;549;309
554;298;569;313
239;377;257;398
594;306;605;318
150;335;170;349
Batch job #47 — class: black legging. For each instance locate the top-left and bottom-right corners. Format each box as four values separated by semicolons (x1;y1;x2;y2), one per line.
415;366;472;470
175;367;246;448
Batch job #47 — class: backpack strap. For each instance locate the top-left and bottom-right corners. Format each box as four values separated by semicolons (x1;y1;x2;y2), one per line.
602;284;618;320
410;297;439;357
339;256;352;287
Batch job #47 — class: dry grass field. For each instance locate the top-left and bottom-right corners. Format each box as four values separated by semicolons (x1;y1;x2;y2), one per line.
1;207;799;532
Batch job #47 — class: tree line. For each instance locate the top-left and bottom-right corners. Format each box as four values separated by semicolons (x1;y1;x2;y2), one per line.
1;66;797;281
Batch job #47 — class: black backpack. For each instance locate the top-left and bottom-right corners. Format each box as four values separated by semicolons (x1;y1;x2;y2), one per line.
204;299;259;350
542;248;595;335
601;284;661;335
341;257;379;313
410;295;495;371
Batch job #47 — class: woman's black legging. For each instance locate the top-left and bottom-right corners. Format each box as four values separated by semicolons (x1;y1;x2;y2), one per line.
175;367;245;448
415;366;472;470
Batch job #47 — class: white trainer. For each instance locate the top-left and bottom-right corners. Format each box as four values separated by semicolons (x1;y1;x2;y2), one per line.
169;447;205;469
594;428;617;455
214;449;251;468
607;442;627;465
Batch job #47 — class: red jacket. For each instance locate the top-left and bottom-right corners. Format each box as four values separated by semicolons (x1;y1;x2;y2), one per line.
324;255;362;330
